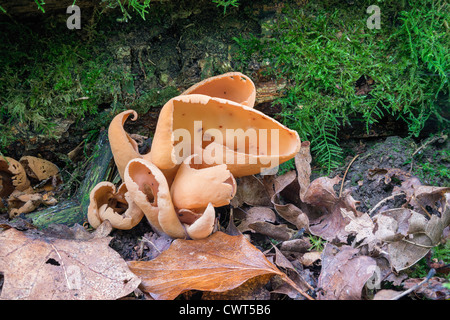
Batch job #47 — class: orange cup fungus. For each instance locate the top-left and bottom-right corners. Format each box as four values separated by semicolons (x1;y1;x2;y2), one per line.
88;72;301;239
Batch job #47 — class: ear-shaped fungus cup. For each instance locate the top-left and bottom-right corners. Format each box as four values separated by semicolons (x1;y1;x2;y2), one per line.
183;203;216;240
181;72;256;107
108;110;142;179
150;94;301;177
87;182;144;230
8;191;43;218
0;157;30;200
170;154;236;209
19;156;59;181
124;158;186;239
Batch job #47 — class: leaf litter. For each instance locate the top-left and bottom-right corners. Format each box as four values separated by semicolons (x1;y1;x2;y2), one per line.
0;136;449;300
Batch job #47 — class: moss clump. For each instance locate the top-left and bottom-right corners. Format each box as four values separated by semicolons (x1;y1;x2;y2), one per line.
233;0;449;171
0;21;129;151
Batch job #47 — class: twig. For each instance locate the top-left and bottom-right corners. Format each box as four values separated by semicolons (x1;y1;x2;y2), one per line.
141;236;162;255
412;194;432;219
390;268;436;300
368;192;405;216
412;133;447;157
339;154;359;198
410;133;447;173
401;239;434;249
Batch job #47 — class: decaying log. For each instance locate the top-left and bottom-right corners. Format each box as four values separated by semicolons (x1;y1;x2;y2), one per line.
25;130;114;228
1;0;95;16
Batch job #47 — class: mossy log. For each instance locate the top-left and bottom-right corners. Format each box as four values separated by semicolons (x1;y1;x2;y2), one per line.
1;0;95;16
25;130;114;229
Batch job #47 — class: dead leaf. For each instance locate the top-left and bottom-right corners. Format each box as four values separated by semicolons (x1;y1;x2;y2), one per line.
231;175;271;207
0;227;140;299
247;221;294;241
402;276;450;300
269;245;314;299
280;238;312;256
128;231;313;300
273;202;309;232
270;170;309;231
368;168;412;184
300;251;322;267
373;289;402;300
302;177;362;242
236;206;276;233
394;177;450;217
202;274;272;300
342;208;378;250
318;243;377;300
373;196;450;271
224;208;243;236
303;176;342;210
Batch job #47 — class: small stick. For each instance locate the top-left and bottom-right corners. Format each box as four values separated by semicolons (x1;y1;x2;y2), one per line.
390;269;436;300
141;236;162;255
339;154;359;198
412;134;446;157
368;192;405;216
412;194;432;219
401;239;434;249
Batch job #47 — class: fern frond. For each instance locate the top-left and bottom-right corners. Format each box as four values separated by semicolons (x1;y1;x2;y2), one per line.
311;115;343;173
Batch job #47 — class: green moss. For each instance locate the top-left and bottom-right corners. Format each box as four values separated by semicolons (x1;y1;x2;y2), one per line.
129;86;180;114
0;21;129;152
409;241;450;281
233;0;449;172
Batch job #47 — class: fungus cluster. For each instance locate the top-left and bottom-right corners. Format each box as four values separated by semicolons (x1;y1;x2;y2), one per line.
88;72;301;239
0;156;59;217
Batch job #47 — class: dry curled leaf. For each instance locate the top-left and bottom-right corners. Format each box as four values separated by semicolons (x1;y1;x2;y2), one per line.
128;231;312;300
318;243;377;300
302;176;362;242
374;207;449;271
0;227;140;300
402;276;450;300
236;206;276;233
270;170;309;231
231;175;272;208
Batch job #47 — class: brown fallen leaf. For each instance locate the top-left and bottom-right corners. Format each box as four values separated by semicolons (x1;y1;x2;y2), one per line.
231;175;272;207
0;226;140;300
318;243;377;300
402;276;450;300
269;245;315;299
128;231;313;300
373;289;403;300
236;206;276;233
373;192;449;271
342;208;378;250
270;170;309;231
202;274;272;300
302;176;362;242
368;167;412;185
280;238;312;257
300;251;322;267
247;221;295;241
